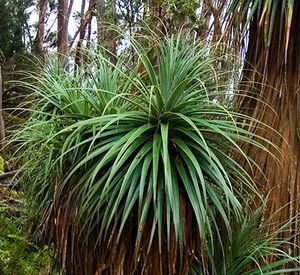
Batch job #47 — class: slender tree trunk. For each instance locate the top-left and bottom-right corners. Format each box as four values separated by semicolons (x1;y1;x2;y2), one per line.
108;0;117;59
86;19;92;49
75;0;87;67
57;0;68;56
150;0;162;35
79;0;87;41
96;0;117;62
96;0;105;46
57;0;73;58
69;0;95;49
33;0;48;58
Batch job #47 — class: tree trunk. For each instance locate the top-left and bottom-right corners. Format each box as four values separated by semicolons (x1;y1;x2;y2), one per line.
78;0;87;41
74;0;87;68
86;19;92;50
96;0;105;46
70;0;95;49
57;0;73;58
33;0;48;58
108;0;117;59
96;0;117;62
238;2;300;254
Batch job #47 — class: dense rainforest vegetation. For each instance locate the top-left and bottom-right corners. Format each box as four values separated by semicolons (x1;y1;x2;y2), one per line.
1;1;300;274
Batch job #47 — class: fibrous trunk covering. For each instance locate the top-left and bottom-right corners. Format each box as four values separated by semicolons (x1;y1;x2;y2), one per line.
238;2;300;254
46;189;200;274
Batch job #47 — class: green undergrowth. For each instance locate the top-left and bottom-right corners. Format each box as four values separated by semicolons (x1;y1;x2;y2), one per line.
0;205;55;275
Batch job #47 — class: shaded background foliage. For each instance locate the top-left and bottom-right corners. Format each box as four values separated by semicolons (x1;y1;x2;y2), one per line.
0;0;34;58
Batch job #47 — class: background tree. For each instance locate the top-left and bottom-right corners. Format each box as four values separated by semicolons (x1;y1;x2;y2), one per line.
57;0;73;57
0;0;33;59
74;0;87;67
33;0;48;58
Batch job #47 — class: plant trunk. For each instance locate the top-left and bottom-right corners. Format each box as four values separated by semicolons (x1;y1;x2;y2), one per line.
238;2;300;254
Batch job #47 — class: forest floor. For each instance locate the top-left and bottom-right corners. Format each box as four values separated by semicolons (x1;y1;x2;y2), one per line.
0;186;56;275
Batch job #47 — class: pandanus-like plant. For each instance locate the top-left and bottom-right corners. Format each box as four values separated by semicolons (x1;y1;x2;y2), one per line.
11;35;294;274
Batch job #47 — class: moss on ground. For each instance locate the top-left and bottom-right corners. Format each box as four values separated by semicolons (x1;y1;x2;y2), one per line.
0;205;55;275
